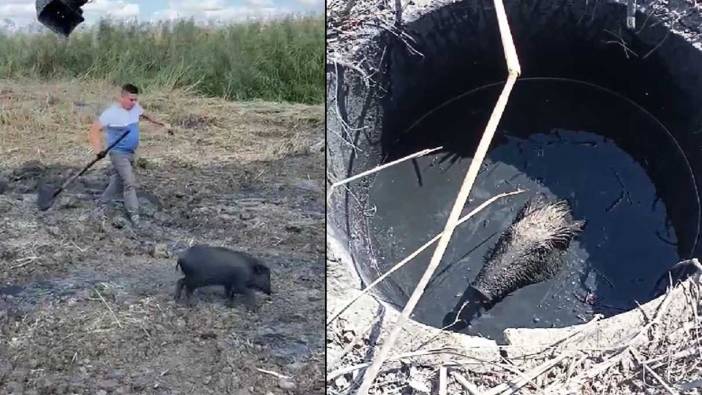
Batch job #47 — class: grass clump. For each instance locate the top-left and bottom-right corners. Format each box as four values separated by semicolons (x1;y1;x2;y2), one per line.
0;15;324;104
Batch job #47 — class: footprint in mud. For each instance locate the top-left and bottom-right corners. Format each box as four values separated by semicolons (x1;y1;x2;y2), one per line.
0;177;8;194
0;273;108;306
254;326;313;364
0;285;23;297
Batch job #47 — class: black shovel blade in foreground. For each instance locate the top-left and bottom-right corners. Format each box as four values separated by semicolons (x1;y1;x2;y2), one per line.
37;183;60;211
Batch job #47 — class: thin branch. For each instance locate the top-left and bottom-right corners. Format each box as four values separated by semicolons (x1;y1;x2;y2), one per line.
641;27;671;59
483;353;571;395
631;348;679;395
646;348;702;367
439;366;448;395
326;146;442;202
603;28;639;58
94;287;122;329
328;306;385;368
568;285;678;385
452;371;483;395
327;347;494;381
256;368;291;380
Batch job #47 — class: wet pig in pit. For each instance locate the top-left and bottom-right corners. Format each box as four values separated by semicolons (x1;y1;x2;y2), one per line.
443;195;585;330
175;244;272;310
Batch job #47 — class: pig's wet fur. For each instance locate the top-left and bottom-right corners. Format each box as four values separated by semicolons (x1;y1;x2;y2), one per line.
444;195;585;330
174;244;272;310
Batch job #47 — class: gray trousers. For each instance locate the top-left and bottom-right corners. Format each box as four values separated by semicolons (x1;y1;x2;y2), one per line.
99;152;138;215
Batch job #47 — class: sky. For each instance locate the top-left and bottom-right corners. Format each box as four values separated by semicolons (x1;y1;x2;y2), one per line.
0;0;323;30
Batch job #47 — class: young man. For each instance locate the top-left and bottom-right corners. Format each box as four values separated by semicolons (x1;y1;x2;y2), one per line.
88;83;171;227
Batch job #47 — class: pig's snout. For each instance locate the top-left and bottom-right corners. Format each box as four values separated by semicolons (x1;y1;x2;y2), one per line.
251;262;272;295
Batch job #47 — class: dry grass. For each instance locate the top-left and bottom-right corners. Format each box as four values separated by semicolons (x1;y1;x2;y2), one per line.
0;78;323;170
328;277;702;394
0;17;324;104
3;290;297;391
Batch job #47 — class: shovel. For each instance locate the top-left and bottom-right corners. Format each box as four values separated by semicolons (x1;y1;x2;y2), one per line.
37;128;131;211
35;0;89;37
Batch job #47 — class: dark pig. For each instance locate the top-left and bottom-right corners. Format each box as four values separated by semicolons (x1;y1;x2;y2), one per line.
174;244;272;310
444;195;585;330
472;195;585;302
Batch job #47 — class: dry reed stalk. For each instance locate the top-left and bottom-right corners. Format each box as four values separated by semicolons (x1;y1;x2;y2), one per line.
355;0;522;392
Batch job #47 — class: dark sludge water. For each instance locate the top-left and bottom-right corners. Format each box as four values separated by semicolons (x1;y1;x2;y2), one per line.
367;78;699;342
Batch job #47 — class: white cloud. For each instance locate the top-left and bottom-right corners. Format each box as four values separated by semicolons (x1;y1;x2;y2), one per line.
0;2;34;19
295;0;322;5
167;0;229;13
151;0;294;23
83;0;140;20
112;3;139;18
151;8;180;21
0;1;35;29
0;0;140;30
245;0;275;7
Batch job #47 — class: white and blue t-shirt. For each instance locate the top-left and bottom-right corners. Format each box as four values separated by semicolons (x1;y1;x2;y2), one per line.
98;102;143;154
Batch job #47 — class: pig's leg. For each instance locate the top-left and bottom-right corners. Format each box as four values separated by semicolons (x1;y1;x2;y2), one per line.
184;279;197;306
174;278;185;302
224;285;236;307
233;284;256;311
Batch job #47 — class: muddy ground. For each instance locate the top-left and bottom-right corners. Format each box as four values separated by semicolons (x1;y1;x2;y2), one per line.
0;80;325;394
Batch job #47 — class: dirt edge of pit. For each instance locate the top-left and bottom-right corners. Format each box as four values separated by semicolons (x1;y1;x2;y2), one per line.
327;224;699;357
327;225;701;394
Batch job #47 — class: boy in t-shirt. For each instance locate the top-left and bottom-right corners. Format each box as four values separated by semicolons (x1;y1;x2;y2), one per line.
88;83;171;227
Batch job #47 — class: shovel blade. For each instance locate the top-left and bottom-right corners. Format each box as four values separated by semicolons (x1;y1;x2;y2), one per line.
37;183;59;211
36;0;86;37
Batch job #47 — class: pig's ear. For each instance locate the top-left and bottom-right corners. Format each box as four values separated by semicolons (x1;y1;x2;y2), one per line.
253;263;270;275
